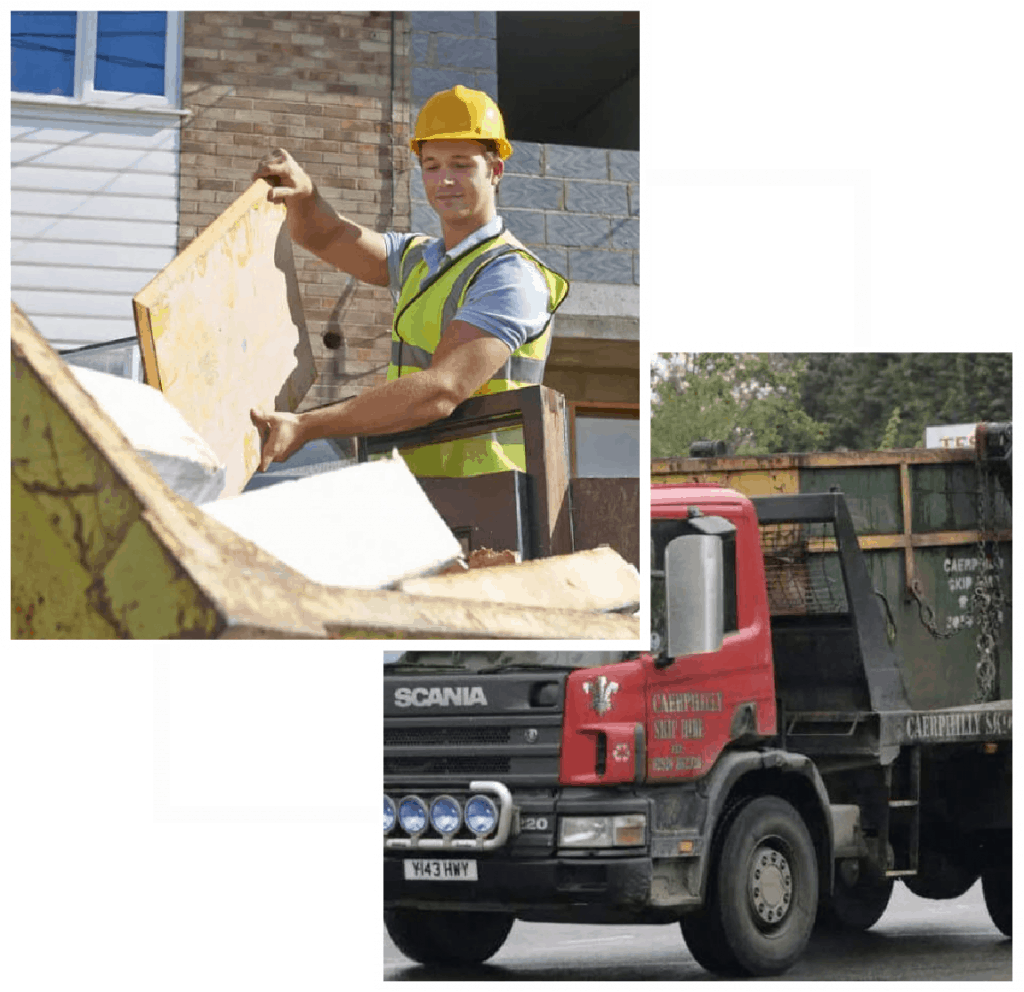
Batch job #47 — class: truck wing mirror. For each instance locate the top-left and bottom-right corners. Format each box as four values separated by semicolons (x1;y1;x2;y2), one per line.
665;534;726;659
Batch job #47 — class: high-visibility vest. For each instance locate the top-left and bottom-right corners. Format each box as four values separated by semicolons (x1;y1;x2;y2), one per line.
386;227;569;477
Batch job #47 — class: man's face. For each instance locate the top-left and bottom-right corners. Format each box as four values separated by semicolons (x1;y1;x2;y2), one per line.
420;139;501;224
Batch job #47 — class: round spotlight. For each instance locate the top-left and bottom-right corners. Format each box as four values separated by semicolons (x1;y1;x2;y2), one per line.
430;796;462;835
384;795;396;834
465;794;499;836
398;796;427;835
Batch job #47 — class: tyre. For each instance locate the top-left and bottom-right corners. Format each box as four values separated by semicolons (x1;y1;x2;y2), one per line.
680;798;748;975
680;904;740;975
982;868;1012;937
686;796;818;977
981;834;1011;937
903;847;978;900
818;862;893;931
384;908;514;965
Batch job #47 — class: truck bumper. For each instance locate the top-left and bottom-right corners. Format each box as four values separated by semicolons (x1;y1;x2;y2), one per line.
384;852;677;923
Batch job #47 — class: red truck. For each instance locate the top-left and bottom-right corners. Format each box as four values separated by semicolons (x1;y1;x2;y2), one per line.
383;430;1011;976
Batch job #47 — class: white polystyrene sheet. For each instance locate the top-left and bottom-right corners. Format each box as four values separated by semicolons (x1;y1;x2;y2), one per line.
200;453;463;589
69;365;226;503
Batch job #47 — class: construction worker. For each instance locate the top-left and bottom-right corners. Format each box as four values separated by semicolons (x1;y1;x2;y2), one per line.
250;85;569;477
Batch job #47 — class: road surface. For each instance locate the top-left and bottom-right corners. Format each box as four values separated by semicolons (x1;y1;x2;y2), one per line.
383;880;1010;980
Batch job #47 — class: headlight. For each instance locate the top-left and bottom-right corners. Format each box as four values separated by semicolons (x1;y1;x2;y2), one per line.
559;814;646;848
465;794;499;836
430;796;462;835
384;795;396;833
398;796;427;835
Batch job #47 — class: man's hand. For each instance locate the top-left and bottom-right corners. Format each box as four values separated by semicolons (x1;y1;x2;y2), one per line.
252;148;314;205
250;409;306;471
251;148;389;285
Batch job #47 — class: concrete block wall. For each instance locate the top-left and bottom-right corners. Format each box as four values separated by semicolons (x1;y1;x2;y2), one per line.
501;145;639;286
178;11;411;408
408;11;639;286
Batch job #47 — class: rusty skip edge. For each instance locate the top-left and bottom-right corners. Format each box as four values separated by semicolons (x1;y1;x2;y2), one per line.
652;445;986;476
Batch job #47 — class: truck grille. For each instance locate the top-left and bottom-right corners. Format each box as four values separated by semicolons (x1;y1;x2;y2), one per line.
384;726;511;747
384;754;511;777
383;672;567;787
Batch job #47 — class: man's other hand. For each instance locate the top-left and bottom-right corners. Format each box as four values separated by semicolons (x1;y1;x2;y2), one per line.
250;409;306;471
252;149;314;205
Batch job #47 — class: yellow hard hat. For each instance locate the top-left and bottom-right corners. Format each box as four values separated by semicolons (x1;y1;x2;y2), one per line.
411;85;513;160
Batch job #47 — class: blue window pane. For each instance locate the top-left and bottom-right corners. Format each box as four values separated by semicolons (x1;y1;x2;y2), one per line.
94;11;166;96
11;11;77;97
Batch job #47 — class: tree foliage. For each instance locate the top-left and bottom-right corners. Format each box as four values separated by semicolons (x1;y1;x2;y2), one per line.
799;353;1013;449
651;353;830;458
652;353;1012;457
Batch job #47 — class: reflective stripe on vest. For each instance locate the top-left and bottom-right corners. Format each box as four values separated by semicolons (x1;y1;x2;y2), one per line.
388;340;546;384
386;227;568;477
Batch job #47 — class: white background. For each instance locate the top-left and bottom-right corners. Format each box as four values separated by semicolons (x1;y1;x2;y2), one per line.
647;0;1023;353
5;3;1022;989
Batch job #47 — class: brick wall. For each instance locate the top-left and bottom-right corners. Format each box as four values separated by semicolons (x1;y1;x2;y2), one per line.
178;11;411;410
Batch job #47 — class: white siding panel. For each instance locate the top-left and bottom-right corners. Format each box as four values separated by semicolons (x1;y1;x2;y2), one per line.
13;289;136;320
12;239;177;270
13;165;178;198
14;123;179;151
109;171;181;198
19;313;139;351
29;145;179;173
12;143;60;164
11;105;181;348
12;264;155;296
12;214;178;247
14;189;179;223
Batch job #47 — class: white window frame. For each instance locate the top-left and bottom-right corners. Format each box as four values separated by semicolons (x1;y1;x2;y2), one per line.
11;11;184;114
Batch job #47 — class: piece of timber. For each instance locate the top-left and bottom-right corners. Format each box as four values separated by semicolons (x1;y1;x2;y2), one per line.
12;305;638;640
133;178;316;499
358;386;573;558
397;546;640;613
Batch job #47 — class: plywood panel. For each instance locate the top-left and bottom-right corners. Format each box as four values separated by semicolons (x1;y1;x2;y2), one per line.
133;179;316;498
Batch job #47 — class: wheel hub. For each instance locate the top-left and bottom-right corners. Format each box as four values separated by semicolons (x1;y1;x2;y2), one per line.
749;844;793;926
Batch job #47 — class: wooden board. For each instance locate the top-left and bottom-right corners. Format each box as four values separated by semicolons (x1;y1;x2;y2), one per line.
398;547;641;613
133;179;316;499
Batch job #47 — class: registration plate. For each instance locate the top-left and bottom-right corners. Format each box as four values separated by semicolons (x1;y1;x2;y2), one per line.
403;858;478;881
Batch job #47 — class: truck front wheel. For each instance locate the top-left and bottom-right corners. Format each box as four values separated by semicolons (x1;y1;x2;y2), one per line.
384;908;514;966
686;796;818;977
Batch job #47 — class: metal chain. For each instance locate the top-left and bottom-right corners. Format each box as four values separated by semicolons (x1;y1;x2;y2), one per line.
910;580;956;640
970;439;1005;702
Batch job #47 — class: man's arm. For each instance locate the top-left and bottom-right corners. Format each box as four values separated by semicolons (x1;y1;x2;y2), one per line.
253;148;389;287
250;321;511;471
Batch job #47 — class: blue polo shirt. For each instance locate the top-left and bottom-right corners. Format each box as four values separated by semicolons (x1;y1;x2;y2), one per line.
382;215;552;353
